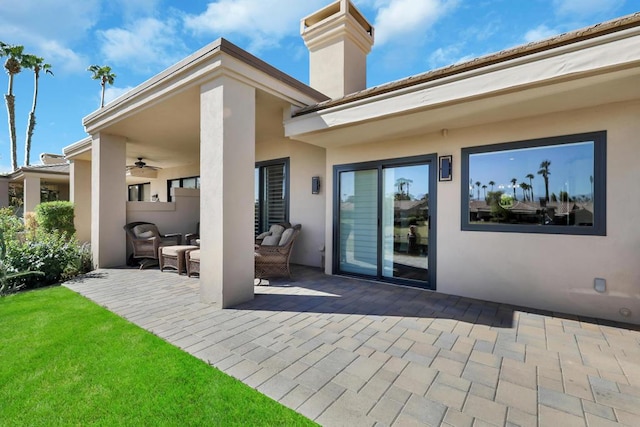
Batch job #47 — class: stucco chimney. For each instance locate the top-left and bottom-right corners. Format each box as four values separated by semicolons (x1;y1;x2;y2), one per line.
301;0;374;99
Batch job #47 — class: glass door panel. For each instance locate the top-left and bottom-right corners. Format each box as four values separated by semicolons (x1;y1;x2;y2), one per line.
339;169;378;276
382;164;429;282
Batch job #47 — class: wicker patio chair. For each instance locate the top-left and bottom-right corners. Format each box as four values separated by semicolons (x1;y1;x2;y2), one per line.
185;222;200;246
124;222;182;268
255;224;301;282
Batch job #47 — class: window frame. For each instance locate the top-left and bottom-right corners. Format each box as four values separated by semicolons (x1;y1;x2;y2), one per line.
255;157;290;235
127;183;151;202
461;131;607;236
167;176;200;202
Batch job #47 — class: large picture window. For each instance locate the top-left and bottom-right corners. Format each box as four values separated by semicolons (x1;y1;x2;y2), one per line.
255;158;289;235
461;131;606;235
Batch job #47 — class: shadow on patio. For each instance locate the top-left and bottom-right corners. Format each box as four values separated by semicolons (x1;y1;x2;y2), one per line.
240;265;516;329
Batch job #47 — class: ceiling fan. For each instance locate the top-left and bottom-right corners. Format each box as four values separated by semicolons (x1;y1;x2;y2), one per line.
126;157;161;171
126;157;161;178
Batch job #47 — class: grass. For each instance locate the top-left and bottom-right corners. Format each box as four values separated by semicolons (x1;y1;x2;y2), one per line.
0;286;316;426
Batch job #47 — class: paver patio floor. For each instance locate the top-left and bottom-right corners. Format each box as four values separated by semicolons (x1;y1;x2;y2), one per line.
65;266;640;426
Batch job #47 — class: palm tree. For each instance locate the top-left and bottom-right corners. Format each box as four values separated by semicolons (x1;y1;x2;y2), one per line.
520;182;530;201
526;173;535;202
1;42;24;171
589;175;594;201
510;178;517;201
22;54;53;166
537;160;551;202
88;65;116;108
488;180;495;192
482;184;487;199
475;181;481;200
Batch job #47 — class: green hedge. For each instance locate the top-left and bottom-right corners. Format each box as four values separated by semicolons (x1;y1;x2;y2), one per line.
35;201;75;236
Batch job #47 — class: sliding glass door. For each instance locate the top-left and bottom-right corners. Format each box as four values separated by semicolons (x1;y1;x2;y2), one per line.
338;169;378;276
334;155;436;289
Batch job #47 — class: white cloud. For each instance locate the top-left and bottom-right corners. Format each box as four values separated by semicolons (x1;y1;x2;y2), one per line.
98;18;188;73
524;25;560;43
553;0;625;18
0;0;100;44
183;0;326;52
0;0;99;74
38;40;88;74
372;0;459;46
104;85;136;105
428;44;475;68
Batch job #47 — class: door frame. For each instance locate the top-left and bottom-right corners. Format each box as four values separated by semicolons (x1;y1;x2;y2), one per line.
332;153;437;290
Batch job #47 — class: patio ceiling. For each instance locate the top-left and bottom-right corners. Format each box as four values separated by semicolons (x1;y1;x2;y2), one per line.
78;38;326;172
86;87;293;171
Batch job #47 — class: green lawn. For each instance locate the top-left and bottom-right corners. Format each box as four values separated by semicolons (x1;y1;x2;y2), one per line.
0;286;315;426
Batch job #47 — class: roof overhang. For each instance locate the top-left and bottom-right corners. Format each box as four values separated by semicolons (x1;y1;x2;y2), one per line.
75;38;328;169
63;136;92;161
284;22;640;147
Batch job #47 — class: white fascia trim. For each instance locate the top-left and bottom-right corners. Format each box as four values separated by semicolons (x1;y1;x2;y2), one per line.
285;26;640;137
63;136;92;159
84;40;323;135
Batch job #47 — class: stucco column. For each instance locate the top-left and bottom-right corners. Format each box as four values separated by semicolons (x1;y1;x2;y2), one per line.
70;159;92;243
91;133;126;267
0;176;8;208
23;174;41;215
200;76;255;307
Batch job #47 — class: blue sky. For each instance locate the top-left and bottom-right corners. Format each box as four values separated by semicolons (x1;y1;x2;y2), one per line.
0;0;635;172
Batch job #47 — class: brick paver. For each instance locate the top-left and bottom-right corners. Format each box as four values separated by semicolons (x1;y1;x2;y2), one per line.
65;266;640;426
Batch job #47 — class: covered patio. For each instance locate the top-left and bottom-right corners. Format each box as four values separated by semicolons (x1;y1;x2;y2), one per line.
65;267;640;426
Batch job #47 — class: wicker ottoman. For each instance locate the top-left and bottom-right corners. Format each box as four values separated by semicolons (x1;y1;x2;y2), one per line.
159;245;199;274
186;249;200;277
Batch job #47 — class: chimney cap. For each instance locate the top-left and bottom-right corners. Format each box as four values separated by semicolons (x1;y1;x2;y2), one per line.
301;0;373;38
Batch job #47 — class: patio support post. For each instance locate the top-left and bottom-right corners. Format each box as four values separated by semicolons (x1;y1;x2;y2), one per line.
199;76;255;307
0;176;9;208
70;159;92;243
91;133;127;267
23;174;41;216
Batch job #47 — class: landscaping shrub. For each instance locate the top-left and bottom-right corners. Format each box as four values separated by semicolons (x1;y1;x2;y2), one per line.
35;201;75;236
0;229;44;295
0;207;23;240
4;230;91;291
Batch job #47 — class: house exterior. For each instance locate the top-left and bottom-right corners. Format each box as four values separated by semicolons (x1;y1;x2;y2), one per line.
64;0;640;325
0;153;71;217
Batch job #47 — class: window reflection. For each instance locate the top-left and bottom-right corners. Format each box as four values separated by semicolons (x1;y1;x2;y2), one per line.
462;131;606;235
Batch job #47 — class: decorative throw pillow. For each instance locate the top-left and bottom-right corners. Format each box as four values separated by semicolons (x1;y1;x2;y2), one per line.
279;228;295;246
269;224;285;236
256;231;271;239
262;235;280;246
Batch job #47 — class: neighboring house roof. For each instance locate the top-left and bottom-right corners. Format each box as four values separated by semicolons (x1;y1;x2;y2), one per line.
295;12;640;116
6;163;70;182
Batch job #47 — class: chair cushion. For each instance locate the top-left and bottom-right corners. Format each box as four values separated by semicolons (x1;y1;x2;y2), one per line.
161;245;199;256
137;231;155;239
261;235;280;246
188;250;200;261
279;228;296;246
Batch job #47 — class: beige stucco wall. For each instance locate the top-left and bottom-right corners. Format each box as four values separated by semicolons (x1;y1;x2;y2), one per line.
324;99;640;324
0;177;8;208
256;138;326;268
70;159;92;243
